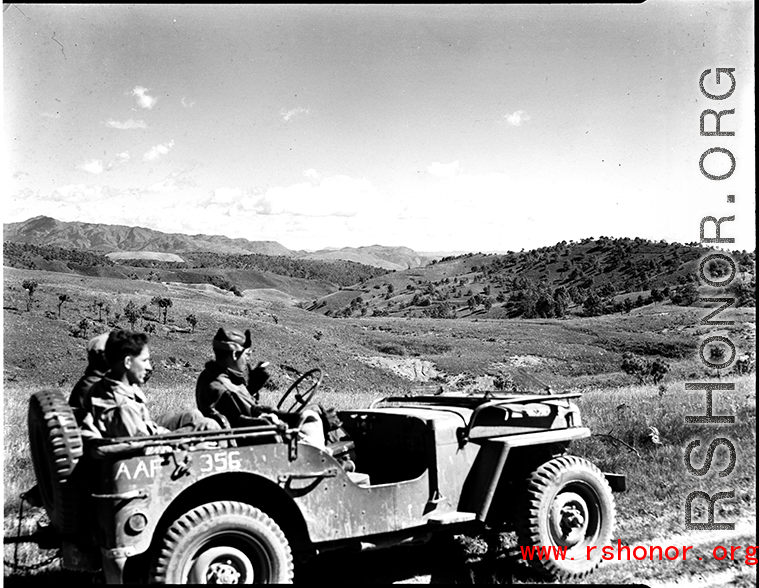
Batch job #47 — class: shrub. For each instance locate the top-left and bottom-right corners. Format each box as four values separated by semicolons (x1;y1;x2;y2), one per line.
621;353;670;384
123;300;140;329
22;279;38;311
186;314;198;333
377;343;405;356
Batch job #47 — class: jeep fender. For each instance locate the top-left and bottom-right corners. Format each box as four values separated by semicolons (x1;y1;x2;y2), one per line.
140;472;312;560
458;427;592;521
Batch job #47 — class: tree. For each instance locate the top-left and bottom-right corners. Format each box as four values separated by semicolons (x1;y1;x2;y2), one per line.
671;283;699;306
123;300;140;330
535;292;555;318
598;283;616;299
582;291;603;317
95;298;106;321
150;296;163;319
651;287;665;303
57;293;71;318
78;317;91;339
22;279;38;311
186;314;198;333
553;287;569;317
730;278;756;308
621;353;670;385
152;296;174;323
161;297;173;323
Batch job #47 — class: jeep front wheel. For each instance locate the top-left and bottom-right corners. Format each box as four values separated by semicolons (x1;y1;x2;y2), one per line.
514;455;615;580
149;501;294;584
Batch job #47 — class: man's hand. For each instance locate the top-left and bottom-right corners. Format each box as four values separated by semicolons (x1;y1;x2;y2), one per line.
260;412;282;425
247;362;271;398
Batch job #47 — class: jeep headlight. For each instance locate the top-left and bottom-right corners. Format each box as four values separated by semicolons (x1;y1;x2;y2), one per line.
125;512;148;535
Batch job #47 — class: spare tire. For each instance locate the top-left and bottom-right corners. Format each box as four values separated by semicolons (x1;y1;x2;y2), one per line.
28;389;85;535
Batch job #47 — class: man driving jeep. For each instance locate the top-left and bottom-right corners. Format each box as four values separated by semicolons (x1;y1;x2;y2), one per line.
195;327;327;449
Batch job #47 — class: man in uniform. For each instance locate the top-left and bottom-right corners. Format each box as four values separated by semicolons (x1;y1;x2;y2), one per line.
195;327;327;449
69;331;110;414
84;330;219;438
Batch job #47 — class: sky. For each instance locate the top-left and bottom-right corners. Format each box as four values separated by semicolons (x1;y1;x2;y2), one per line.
2;3;755;253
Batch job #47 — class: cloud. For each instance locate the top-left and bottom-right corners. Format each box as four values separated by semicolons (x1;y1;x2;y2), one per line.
130;86;157;109
143;140;175;162
40;111;60;119
181;96;196;108
504;110;530;126
80;160;104;174
426;160;462;178
148;179;179;193
256;175;380;217
106;151;131;170
281;107;309;122
105;118;147;130
303;168;320;181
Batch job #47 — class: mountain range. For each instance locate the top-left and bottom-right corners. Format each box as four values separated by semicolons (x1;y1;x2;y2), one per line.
3;216;431;271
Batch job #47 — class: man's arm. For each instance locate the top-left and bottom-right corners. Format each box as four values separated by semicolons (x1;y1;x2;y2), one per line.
98;403;162;437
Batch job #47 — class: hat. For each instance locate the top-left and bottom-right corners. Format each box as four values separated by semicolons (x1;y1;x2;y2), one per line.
87;332;110;354
213;327;252;353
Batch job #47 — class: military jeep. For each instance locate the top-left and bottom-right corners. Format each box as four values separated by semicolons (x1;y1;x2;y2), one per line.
25;368;624;583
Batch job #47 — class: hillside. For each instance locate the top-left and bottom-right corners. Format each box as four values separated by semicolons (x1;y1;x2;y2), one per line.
3;216;432;271
308;237;756;319
4;266;754;396
3;216;294;256
2;241;389;298
301;245;430;271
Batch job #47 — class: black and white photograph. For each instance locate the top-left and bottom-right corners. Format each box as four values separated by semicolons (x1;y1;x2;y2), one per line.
2;3;755;585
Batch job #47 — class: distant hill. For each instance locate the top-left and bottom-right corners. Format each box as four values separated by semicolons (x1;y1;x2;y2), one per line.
3;217;432;270
3;216;294;257
308;237;756;319
301;245;430;271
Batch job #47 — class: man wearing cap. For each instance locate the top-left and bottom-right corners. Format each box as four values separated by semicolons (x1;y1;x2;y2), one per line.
196;327;327;448
69;331;111;414
84;330;219;438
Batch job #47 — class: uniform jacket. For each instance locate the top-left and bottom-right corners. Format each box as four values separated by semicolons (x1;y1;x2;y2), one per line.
195;361;269;428
69;367;106;411
85;376;168;438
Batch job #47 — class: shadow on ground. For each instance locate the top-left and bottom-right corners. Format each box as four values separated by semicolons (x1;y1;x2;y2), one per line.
3;533;544;585
297;535;543;584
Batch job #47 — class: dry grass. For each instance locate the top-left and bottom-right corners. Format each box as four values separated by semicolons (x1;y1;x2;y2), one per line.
2;266;755;583
572;376;756;545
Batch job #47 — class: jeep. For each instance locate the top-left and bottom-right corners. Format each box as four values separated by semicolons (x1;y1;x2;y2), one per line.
24;368;624;583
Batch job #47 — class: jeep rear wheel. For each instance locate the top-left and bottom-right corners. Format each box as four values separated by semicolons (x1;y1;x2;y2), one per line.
28;389;85;535
149;501;294;584
514;455;615;580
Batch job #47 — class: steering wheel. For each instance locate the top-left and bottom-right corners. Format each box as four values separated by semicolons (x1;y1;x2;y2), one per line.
276;368;323;413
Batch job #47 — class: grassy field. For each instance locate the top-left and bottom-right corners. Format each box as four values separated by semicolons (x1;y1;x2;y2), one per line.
2;265;755;583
